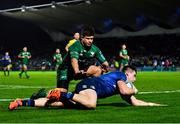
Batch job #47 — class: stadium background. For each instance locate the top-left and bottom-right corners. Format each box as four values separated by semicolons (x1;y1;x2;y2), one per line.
0;0;179;71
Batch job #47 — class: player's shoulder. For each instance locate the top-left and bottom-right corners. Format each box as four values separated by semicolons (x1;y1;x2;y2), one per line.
91;44;100;51
68;39;75;44
69;40;81;50
112;71;127;80
71;40;80;46
69;38;76;42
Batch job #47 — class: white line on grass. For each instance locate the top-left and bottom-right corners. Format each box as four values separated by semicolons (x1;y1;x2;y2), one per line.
0;90;180;102
138;90;180;94
0;85;53;89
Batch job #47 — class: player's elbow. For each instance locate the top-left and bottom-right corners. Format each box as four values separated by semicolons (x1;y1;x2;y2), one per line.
120;89;131;96
130;96;139;106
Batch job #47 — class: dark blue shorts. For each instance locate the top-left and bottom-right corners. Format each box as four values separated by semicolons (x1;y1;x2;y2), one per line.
74;77;115;98
2;62;10;67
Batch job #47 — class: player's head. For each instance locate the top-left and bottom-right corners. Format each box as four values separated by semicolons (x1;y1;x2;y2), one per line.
122;65;137;83
56;48;60;53
23;47;27;52
5;52;9;56
74;32;80;40
121;44;126;49
81;26;95;47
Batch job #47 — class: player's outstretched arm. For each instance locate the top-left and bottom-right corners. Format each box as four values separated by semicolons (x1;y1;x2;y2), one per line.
130;96;167;106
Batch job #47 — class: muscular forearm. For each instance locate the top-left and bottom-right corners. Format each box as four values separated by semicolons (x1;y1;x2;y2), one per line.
130;96;163;106
101;61;109;72
118;81;136;96
71;58;80;74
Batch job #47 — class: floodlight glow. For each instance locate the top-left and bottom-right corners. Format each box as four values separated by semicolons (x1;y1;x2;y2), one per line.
51;1;57;8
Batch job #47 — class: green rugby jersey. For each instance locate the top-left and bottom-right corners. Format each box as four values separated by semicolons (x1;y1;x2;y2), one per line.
119;49;128;60
69;40;106;68
53;53;62;65
18;51;31;65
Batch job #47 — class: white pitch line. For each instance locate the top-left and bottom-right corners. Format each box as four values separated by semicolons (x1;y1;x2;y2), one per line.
0;85;53;89
0;90;180;102
138;90;180;94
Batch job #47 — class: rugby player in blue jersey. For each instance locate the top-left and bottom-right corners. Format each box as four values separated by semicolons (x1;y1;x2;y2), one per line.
1;52;12;76
9;66;164;110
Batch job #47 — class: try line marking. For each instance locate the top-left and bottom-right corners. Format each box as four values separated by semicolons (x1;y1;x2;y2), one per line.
138;90;180;94
0;90;180;102
0;85;52;89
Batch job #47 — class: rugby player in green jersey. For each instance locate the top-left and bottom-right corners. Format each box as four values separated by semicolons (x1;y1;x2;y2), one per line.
119;44;130;71
57;26;109;92
53;48;63;70
18;47;31;78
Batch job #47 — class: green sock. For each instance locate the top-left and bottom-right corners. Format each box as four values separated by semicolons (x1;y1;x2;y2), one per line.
7;71;10;76
4;71;6;76
20;70;24;75
24;71;29;77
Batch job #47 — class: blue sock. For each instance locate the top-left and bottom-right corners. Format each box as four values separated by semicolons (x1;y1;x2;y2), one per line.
61;92;74;100
22;99;35;107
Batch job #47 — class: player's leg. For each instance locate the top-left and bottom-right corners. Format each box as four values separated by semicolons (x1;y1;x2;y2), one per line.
119;63;124;71
86;65;102;77
34;98;64;107
19;65;24;78
120;60;128;71
55;64;59;71
72;89;97;109
49;78;98;109
57;65;71;92
3;67;7;76
47;89;97;109
7;65;11;76
9;97;64;110
23;65;30;78
9;99;35;110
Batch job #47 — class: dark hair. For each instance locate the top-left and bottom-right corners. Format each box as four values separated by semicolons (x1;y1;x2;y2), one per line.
81;26;95;38
122;65;137;74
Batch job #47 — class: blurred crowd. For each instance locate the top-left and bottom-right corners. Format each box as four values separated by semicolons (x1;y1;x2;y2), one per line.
0;33;179;71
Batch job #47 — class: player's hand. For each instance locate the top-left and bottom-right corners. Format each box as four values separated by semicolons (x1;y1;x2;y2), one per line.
133;86;138;94
126;56;130;60
148;103;168;106
101;65;110;73
74;70;87;79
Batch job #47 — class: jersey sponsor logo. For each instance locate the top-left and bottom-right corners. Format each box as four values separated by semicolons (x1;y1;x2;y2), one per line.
82;85;87;89
89;52;95;57
90;85;95;90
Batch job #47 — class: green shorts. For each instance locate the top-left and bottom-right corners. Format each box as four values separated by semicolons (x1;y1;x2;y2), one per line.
119;59;129;65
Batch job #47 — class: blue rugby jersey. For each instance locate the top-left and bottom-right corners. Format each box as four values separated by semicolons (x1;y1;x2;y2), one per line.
97;71;127;98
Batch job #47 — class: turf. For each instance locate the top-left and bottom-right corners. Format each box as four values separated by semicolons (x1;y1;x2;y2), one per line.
0;71;180;123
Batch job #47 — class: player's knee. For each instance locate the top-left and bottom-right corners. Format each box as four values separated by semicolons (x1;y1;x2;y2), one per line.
85;102;96;109
95;67;102;76
130;97;138;106
87;66;102;77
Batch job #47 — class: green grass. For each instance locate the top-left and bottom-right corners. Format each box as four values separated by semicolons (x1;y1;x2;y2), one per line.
0;71;180;123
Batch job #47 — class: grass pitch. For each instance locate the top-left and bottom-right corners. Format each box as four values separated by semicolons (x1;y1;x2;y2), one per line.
0;71;180;123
